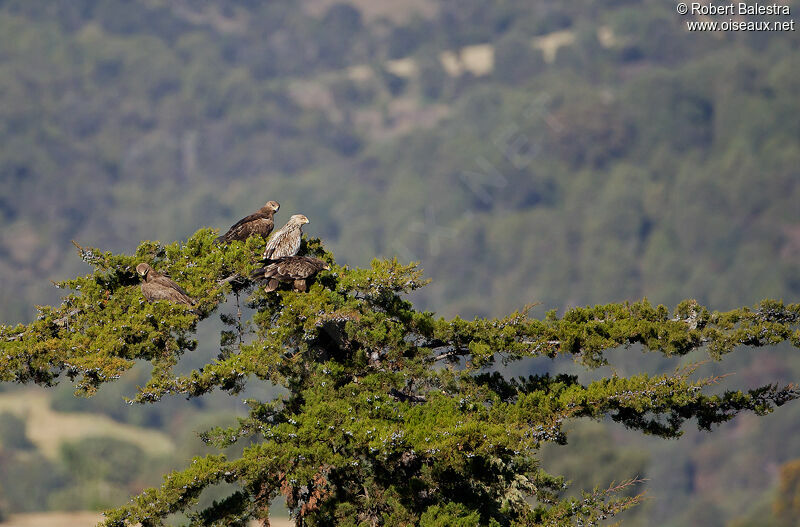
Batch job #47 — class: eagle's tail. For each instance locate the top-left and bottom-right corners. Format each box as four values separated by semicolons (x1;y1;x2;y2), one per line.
250;267;269;280
251;268;280;292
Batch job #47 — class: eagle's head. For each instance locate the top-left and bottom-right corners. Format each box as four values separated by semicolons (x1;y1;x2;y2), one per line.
136;263;151;278
323;263;331;271
291;214;310;225
264;201;280;213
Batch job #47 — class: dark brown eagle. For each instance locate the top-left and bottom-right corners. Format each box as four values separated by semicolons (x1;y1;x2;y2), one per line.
251;256;330;292
262;214;309;260
215;200;280;244
136;263;196;307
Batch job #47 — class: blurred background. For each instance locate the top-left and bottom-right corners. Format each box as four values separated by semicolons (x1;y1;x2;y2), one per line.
0;0;798;525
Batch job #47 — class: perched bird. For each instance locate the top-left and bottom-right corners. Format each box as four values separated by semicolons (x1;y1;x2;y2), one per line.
262;214;309;260
251;256;330;292
136;263;196;307
215;200;280;244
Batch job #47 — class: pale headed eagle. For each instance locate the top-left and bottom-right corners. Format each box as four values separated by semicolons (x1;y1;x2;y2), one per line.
136;263;196;307
251;256;330;292
262;214;309;260
215;200;280;244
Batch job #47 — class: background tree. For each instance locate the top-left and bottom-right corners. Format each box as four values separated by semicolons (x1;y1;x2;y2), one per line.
1;231;798;526
0;1;798;524
774;459;800;527
493;31;545;85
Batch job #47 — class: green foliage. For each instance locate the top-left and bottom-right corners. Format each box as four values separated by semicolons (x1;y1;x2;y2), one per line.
2;232;799;526
0;229;257;395
0;1;798;525
419;503;483;526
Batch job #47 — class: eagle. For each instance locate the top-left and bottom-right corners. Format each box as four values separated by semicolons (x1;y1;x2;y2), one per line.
251;256;330;292
215;200;280;244
136;263;196;307
262;214;309;260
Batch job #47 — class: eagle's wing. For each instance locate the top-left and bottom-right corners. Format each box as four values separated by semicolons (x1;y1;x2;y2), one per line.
252;257;327;282
141;281;194;306
282;257;327;278
262;229;283;259
150;275;195;305
251;262;282;281
263;227;301;260
218;213;274;243
274;257;311;280
228;212;271;232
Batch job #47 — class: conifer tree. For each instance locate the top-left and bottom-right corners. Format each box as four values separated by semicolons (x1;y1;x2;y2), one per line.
1;229;799;526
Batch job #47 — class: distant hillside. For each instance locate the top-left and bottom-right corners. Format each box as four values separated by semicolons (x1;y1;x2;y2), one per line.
0;1;798;525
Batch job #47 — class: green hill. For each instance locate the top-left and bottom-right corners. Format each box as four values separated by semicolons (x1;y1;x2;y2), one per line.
0;1;798;525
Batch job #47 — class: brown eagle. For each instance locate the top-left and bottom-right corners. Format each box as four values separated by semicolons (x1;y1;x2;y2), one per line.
251;256;330;292
262;214;309;260
215;200;280;244
136;263;196;307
